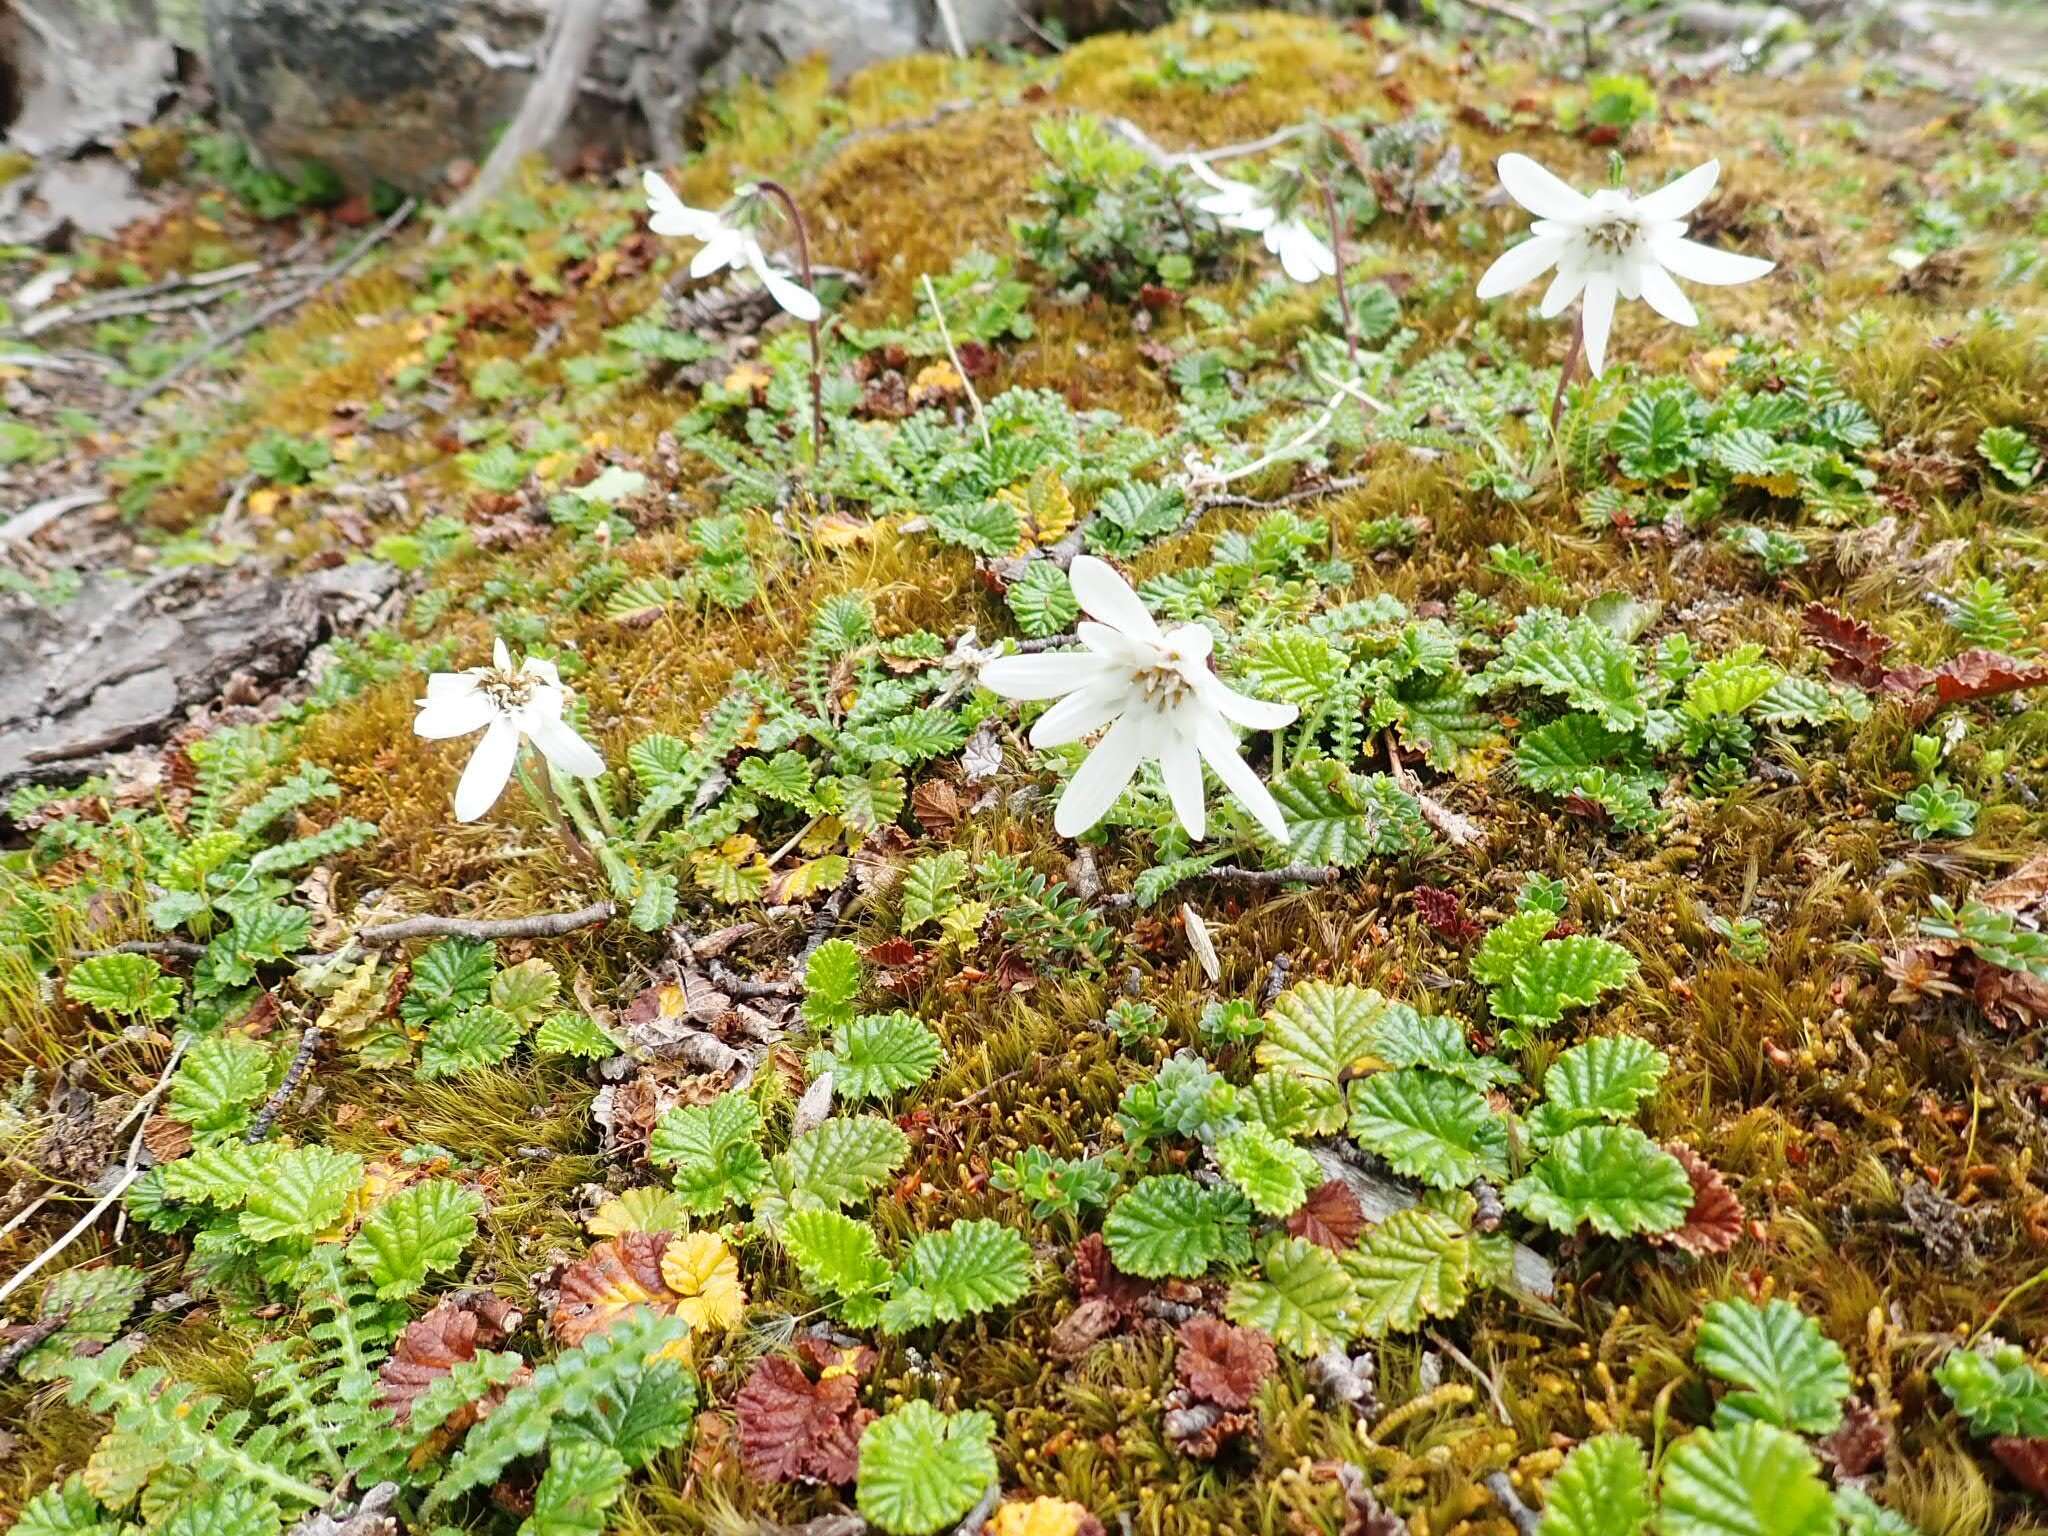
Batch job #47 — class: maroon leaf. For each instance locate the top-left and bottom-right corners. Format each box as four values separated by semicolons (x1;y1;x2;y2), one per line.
1286;1181;1367;1253
735;1345;876;1486
1817;1398;1889;1478
1410;886;1481;943
1933;649;2048;705
1175;1316;1277;1410
376;1297;528;1430
1073;1232;1150;1319
1655;1143;1744;1257
1994;1437;2048;1499
1802;602;1893;686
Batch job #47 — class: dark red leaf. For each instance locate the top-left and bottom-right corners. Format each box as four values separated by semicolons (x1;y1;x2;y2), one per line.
376;1296;528;1428
1175;1316;1277;1410
1802;602;1893;687
1073;1232;1150;1319
1933;649;2048;705
735;1346;875;1486
1994;1437;2048;1499
1286;1181;1367;1252
1817;1398;1889;1478
1410;886;1481;943
1656;1143;1744;1257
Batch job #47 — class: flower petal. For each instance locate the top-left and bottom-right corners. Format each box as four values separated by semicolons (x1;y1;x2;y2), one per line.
414;684;494;741
1580;271;1618;377
1497;153;1592;221
523;706;607;779
980;651;1102;700
643;171;723;239
690;231;744;279
1191;669;1297;731
1055;712;1149;837
1631;159;1720;223
1651;236;1774;287
1538;260;1589;319
453;719;520;822
1068;555;1161;641
1193;716;1289;845
1637;261;1699;326
1475;234;1566;300
1028;674;1133;748
493;637;512;670
1161;730;1207;842
748;244;822;321
1271;221;1336;284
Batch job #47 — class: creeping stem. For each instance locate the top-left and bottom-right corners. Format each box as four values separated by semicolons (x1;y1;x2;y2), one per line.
1548;311;1585;436
752;178;826;467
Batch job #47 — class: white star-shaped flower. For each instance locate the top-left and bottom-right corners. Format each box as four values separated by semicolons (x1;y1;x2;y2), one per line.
1190;160;1337;285
1475;154;1774;375
642;170;821;322
415;640;606;822
978;556;1297;843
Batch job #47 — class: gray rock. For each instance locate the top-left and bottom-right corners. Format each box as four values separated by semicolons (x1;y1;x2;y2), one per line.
198;0;1038;195
0;559;397;795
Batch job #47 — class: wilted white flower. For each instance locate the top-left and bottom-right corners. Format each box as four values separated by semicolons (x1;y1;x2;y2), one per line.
642;170;821;322
1474;153;1774;375
415;640;605;822
978;556;1296;843
1190;160;1336;285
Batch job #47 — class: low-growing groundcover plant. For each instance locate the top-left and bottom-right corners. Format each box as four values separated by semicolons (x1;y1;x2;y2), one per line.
3;10;2048;1536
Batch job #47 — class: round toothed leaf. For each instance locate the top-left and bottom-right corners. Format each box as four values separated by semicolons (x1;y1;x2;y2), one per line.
1537;1433;1652;1536
1490;935;1639;1028
238;1145;364;1244
780;1115;909;1210
1256;982;1390;1130
1343;1206;1471;1336
1505;1126;1692;1237
880;1218;1031;1333
1695;1297;1851;1434
1346;1068;1510;1190
1103;1175;1254;1279
856;1401;997;1536
1225;1235;1358;1356
1542;1036;1668;1122
1214;1124;1320;1217
167;1036;274;1136
419;1005;522;1079
649;1091;770;1215
64;953;182;1022
811;1012;944;1101
345;1179;483;1299
1655;1423;1835;1536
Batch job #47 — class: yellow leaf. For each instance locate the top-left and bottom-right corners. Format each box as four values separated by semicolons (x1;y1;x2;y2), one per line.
588;1186;690;1237
988;1498;1095;1536
998;465;1077;545
331;434;360;464
724;361;772;395
938;900;990;948
911;360;964;404
246;487;282;520
660;1233;746;1332
813;512;881;548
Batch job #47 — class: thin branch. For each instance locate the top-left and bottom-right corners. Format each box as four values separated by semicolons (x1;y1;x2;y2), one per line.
355;902;615;946
1108;115;1316;170
0;1167;142;1309
245;1025;321;1143
1482;1472;1543;1536
1386;738;1485;849
706;960;799;1000
73;938;207;960
932;0;968;57
110;1033;188;1245
120;197;418;415
0;1310;70;1378
1428;1329;1512;1424
921;272;989;452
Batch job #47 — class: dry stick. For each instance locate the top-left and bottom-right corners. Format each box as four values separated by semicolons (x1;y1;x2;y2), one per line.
0;1168;143;1309
1101;864;1341;910
109;1033;189;1245
353;902;615;947
1482;1473;1543;1536
120;197;418;416
921;272;989;452
0;1310;69;1377
932;0;969;57
75;938;207;960
1322;178;1359;375
245;1025;321;1144
1428;1328;1512;1424
439;0;607;234
751;180;826;469
1548;311;1586;436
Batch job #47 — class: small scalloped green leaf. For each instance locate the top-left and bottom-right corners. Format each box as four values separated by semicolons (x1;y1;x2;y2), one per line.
1345;1206;1470;1336
1104;1175;1254;1279
856;1401;998;1536
1505;1126;1692;1237
1214;1124;1320;1217
344;1178;483;1299
1225;1235;1357;1356
1655;1423;1835;1536
1346;1068;1509;1190
1696;1297;1852;1434
1537;1433;1652;1536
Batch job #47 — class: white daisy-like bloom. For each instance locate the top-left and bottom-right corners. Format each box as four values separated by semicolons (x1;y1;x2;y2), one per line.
642;170;821;322
979;556;1297;843
1189;160;1337;285
415;640;607;823
1474;154;1775;376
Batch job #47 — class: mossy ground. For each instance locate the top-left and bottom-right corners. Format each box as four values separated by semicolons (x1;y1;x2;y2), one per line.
3;10;2048;1534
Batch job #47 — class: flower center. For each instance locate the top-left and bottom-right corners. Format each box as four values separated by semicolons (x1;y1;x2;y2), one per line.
1584;214;1642;258
477;667;535;712
1131;661;1193;712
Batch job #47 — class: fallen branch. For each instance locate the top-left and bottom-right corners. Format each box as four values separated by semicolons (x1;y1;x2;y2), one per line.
1;487;106;547
109;1033;188;1246
245;1024;322;1143
355;902;615;946
73;937;208;960
1482;1472;1543;1536
0;1310;71;1378
0;1167;143;1309
706;960;799;1000
1107;115;1316;170
1386;739;1485;848
120;197;418;415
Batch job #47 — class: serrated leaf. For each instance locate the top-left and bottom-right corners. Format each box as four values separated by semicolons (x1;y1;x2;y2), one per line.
345;1179;483;1299
1347;1068;1510;1189
1393;671;1499;770
900;851;969;932
1225;1235;1357;1355
1515;714;1634;790
1256;982;1389;1132
782;1115;910;1209
156;1141;276;1207
856;1401;998;1536
1346;1206;1471;1336
805;939;866;1028
1655;1423;1835;1536
1505;1126;1692;1237
1103;1175;1254;1279
9;1474;123;1535
1362;1005;1518;1089
1214;1124;1320;1216
167;1037;273;1136
1484;610;1647;731
1269;761;1431;867
1683;652;1784;720
1543;1037;1668;1122
420;1005;522;1079
1537;1433;1653;1536
536;1011;617;1058
783;1208;893;1323
929;499;1021;556
401;938;496;1026
811;1012;944;1101
738;750;818;810
521;1441;627;1536
489;959;560;1025
1491;935;1639;1029
65;954;182;1021
1613;391;1699;481
1696;1298;1852;1434
649;1091;771;1215
628;869;679;932
881;1218;1031;1332
1241;631;1346;709
238;1145;364;1244
1751;676;1837;726
1005;560;1079;638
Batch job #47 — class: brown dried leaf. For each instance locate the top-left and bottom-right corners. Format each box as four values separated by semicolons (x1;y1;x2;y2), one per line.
550;1232;678;1347
1073;1232;1150;1320
1992;1437;2048;1499
1175;1316;1277;1410
1933;649;2048;705
735;1348;875;1485
1049;1296;1121;1362
911;779;962;839
1980;851;2048;918
1286;1180;1367;1253
140;1112;191;1163
1816;1397;1889;1478
1801;602;1892;686
375;1297;528;1428
1160;1387;1254;1460
1657;1143;1744;1257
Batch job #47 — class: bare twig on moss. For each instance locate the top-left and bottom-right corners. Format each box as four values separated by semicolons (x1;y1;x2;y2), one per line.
1428;1329;1512;1424
1386;738;1484;848
706;960;799;1000
0;1168;142;1309
245;1025;322;1144
355;902;615;947
0;1310;71;1378
1482;1472;1543;1536
120;197;418;416
110;1033;189;1245
74;938;208;960
1107;115;1316;170
921;271;990;451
